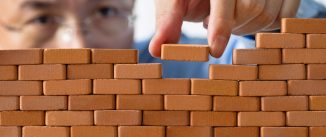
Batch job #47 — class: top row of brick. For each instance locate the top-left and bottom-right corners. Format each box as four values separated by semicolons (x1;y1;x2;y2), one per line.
0;49;138;65
282;18;326;34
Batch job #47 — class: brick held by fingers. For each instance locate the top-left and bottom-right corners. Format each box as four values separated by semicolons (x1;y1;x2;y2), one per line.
161;44;209;62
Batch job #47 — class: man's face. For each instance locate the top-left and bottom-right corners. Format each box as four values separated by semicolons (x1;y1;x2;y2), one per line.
0;0;134;49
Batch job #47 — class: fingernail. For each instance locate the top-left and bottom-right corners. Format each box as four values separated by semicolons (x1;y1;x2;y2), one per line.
210;36;228;58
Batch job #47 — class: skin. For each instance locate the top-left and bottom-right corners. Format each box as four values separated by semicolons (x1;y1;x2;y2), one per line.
0;0;134;49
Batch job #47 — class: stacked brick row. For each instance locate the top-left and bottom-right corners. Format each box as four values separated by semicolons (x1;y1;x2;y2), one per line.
0;18;325;137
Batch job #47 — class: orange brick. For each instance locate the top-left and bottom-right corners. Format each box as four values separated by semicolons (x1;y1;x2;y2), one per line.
117;95;163;110
167;126;212;137
0;111;44;126
20;96;67;110
282;18;326;33
259;64;306;80
191;111;236;126
307;34;326;48
43;79;92;95
238;112;285;126
44;49;90;64
0;49;42;65
191;79;238;96
287;111;326;126
46;111;93;126
233;49;281;64
0;96;19;111
213;96;260;111
239;81;287;96
283;49;326;64
19;64;66;80
310;96;326;110
0;66;17;80
262;96;308;111
288;80;326;95
214;127;259;137
161;44;209;62
23;126;69;137
0;81;42;95
307;64;326;80
309;127;326;137
71;126;117;137
0;126;21;137
114;63;162;79
92;49;138;64
94;79;140;94
69;95;115;110
67;64;113;79
256;33;305;48
164;95;212;110
261;127;308;137
143;111;189;126
119;126;165;137
94;110;141;126
209;64;258;80
142;79;190;94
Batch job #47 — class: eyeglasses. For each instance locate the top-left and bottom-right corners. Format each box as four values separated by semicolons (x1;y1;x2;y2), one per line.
0;7;135;44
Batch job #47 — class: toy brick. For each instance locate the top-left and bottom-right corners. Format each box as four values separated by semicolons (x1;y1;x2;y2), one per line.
44;48;90;64
0;96;19;111
309;96;326;110
0;111;44;126
0;126;21;137
262;96;308;111
239;81;287;96
259;64;306;80
117;95;163;110
233;49;281;64
238;112;285;126
19;64;66;80
190;111;236;126
23;126;69;137
209;64;258;80
288;80;326;95
213;96;260;111
92;49;138;64
164;95;212;110
119;126;165;137
71;126;117;137
287;111;326;126
256;33;305;48
20;96;67;110
161;44;209;62
214;127;259;137
69;95;115;110
309;127;326;137
307;64;326;80
307;34;326;48
283;49;326;64
114;63;162;79
142;79;190;95
281;18;326;33
0;49;42;65
46;111;93;126
67;64;113;79
166;126;212;137
94;110;141;126
93;79;141;94
143;111;189;126
0;81;42;95
261;127;308;137
43;79;92;95
191;79;238;96
0;66;17;80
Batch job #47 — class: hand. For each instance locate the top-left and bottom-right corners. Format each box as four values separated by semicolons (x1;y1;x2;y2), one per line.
149;0;301;58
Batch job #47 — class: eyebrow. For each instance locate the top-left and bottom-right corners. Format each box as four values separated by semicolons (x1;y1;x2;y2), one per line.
20;0;55;10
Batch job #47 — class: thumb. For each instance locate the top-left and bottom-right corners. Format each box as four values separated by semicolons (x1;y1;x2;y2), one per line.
149;0;186;58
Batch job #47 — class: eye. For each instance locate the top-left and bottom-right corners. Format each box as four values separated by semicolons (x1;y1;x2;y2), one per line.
97;6;119;17
31;15;51;24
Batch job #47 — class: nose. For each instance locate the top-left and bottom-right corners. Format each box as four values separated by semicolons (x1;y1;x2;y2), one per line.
55;19;88;48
